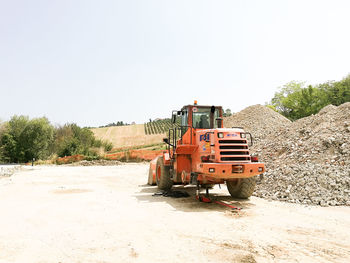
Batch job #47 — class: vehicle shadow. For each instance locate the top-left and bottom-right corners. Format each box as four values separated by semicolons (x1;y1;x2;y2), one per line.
134;184;255;213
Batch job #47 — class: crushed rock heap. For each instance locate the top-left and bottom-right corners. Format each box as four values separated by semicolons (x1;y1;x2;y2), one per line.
68;160;122;166
224;104;291;148
224;103;350;206
0;165;22;177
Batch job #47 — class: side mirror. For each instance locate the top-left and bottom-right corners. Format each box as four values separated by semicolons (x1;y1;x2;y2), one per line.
163;138;169;144
216;117;223;128
172;114;176;123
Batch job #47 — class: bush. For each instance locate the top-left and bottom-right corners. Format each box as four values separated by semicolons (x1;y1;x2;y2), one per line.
103;141;113;152
84;155;101;161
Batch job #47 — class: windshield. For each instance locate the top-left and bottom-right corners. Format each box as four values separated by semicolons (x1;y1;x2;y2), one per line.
192;107;220;129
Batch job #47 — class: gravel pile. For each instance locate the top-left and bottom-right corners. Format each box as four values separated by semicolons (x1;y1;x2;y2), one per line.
224;103;350;206
0;165;22;177
224;104;291;148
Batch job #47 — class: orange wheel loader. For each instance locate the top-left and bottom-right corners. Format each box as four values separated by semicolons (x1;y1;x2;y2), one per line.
147;102;265;199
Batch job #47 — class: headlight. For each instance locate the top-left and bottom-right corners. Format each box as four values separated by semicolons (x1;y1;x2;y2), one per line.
240;133;246;138
218;132;224;138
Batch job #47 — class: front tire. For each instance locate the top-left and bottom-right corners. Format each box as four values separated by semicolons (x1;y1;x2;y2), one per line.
156;157;173;190
226;177;256;199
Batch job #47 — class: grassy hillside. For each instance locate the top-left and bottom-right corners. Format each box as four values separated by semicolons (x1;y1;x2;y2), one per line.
91;124;165;149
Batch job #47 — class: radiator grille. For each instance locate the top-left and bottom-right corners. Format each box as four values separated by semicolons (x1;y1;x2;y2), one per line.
218;138;250;162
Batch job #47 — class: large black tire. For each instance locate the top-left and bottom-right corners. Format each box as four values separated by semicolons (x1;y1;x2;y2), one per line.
156;157;173;190
226;177;256;199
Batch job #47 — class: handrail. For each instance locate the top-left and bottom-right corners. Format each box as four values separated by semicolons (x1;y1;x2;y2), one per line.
166;125;193;159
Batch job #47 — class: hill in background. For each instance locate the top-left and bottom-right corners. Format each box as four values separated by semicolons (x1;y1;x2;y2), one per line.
91;118;178;149
91;124;164;149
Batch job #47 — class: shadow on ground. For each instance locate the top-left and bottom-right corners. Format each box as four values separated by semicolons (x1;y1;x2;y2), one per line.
134;184;255;213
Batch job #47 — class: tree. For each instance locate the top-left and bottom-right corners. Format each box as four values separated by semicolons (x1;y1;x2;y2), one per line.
0;121;7;162
225;109;232;117
270;81;304;119
54;123;103;157
223;108;232;117
0;116;54;163
19;117;54;161
318;75;350;106
269;74;350;120
1;116;29;162
270;81;327;120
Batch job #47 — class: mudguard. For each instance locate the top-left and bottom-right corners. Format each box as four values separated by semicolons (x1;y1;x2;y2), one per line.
147;155;161;185
147;151;171;185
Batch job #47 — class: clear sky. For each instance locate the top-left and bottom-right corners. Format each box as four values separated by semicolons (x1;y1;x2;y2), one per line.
1;0;349;127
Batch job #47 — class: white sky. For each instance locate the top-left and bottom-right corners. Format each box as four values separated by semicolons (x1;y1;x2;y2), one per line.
1;0;349;127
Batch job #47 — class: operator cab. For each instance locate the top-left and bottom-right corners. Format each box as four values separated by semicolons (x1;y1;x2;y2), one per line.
165;101;224;148
173;102;223;129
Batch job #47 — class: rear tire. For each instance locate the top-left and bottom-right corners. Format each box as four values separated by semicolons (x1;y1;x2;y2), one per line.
156;157;173;190
226;177;256;199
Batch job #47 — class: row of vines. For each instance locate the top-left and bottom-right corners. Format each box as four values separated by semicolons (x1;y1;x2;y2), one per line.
144;118;180;135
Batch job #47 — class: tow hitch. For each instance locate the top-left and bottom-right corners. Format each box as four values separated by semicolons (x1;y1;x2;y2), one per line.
195;183;241;210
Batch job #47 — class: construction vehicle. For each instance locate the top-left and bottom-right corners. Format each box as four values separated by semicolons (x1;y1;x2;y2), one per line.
147;101;265;199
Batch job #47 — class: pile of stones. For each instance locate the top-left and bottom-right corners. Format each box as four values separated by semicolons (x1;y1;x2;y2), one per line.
224;103;350;206
68;160;122;166
0;165;22;177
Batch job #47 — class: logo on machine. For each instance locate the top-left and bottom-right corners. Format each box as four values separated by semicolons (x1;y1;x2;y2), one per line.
199;134;210;141
227;134;238;137
202;142;210;151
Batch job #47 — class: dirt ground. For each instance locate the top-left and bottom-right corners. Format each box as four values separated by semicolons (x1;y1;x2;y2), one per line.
0;164;349;263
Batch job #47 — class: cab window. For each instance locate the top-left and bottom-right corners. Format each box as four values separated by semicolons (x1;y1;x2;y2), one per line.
192;107;220;129
181;110;188;127
193;108;210;128
180;110;188;136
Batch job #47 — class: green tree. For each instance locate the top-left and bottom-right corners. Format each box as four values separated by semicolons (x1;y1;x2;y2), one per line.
0;121;7;162
20;118;54;161
225;108;232;116
270;81;304;119
1;116;29;162
270;81;328;120
0;116;54;163
318;75;350;106
269;74;350;120
54;124;103;157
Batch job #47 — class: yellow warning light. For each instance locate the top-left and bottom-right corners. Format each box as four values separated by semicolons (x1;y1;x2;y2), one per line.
194;100;198;105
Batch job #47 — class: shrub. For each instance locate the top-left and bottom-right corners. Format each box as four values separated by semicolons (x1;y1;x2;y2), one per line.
103;141;113;152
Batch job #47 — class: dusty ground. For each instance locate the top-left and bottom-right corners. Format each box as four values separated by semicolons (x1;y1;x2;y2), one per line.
91;124;164;148
0;164;349;263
